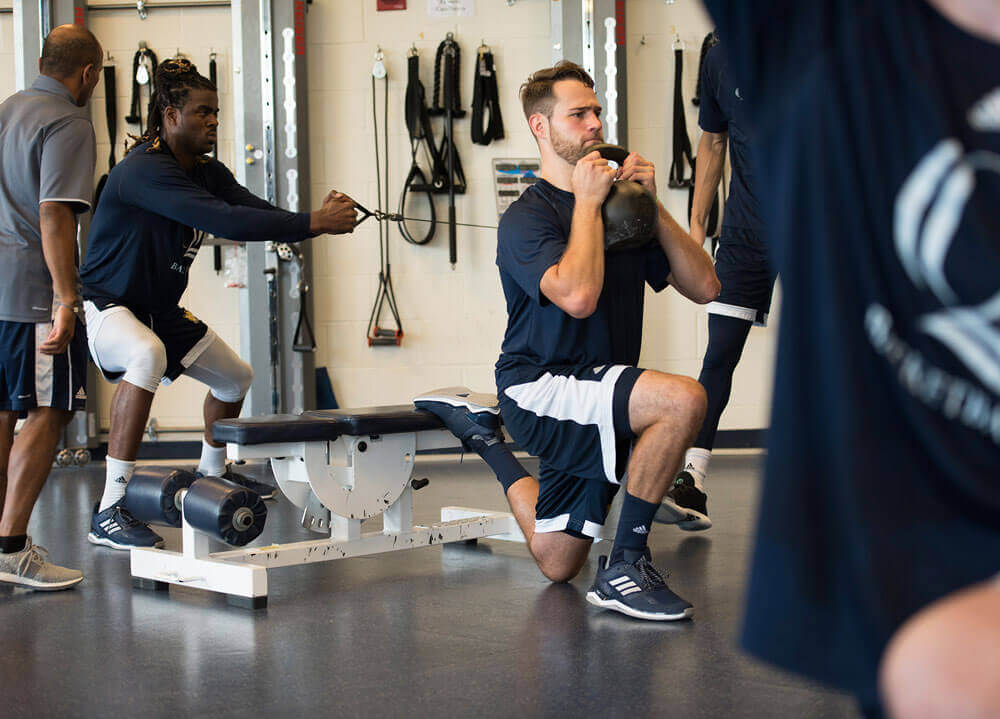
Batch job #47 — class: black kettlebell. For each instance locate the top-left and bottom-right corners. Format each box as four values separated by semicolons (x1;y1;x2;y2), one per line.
588;143;658;252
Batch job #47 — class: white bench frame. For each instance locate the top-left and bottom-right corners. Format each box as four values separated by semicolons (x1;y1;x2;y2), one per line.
129;427;528;608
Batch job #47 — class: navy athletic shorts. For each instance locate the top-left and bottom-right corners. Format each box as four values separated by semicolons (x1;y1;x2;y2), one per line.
707;227;777;326
499;364;643;539
0;317;87;416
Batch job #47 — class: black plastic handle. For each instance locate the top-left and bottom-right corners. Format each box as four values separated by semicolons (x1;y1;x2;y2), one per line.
588;143;629;166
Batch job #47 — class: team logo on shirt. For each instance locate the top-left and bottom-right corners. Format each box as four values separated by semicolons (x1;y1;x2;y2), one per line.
968;87;1000;132
170;229;209;273
866;138;1000;445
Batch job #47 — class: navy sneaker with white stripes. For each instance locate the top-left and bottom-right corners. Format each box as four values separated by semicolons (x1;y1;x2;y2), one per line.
413;386;501;448
586;548;693;621
196;466;277;500
88;501;164;550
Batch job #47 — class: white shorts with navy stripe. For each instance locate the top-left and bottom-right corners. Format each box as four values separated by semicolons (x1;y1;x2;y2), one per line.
0;318;88;416
499;364;643;539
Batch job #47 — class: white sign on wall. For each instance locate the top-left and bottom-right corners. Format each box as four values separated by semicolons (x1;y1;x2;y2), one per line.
428;0;475;17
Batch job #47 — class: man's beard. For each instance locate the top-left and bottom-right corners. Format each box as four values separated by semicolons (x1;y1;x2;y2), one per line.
550;125;601;164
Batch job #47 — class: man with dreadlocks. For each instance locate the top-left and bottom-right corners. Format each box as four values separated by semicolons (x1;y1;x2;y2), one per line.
80;58;357;550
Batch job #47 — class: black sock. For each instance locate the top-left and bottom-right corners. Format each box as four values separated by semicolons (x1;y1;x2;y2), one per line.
467;436;530;494
0;535;28;553
611;492;659;561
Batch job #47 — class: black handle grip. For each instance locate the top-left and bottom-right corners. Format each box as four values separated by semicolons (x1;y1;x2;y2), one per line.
588;143;629;165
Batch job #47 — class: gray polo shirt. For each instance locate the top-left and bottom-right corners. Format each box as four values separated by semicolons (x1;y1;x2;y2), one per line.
0;75;96;322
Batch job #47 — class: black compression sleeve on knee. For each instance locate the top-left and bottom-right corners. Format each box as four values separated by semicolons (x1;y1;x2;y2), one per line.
475;439;530;494
0;535;28;553
693;314;753;450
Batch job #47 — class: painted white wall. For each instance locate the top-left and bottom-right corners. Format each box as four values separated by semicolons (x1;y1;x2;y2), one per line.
80;0;776;434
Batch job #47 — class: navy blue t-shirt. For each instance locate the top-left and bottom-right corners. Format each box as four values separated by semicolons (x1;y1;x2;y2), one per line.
494;179;671;391
81;141;312;316
704;0;1000;703
698;42;761;236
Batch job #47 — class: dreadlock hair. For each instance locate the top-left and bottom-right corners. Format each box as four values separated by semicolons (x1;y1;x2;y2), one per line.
127;57;217;154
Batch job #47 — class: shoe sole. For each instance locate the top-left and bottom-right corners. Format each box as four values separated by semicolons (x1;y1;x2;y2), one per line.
87;532;164;551
414;397;500;414
585;591;693;621
0;571;83;591
653;498;712;530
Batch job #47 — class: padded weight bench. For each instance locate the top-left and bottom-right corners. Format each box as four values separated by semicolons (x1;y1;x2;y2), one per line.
129;391;526;608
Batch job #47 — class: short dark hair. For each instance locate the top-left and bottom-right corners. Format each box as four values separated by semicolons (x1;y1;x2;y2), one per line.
39;26;102;78
519;61;595;120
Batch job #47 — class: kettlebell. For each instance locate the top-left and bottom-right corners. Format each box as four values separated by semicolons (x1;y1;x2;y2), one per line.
588;143;658;252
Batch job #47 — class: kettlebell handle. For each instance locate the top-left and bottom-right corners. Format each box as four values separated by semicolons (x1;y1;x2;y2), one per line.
588;143;629;166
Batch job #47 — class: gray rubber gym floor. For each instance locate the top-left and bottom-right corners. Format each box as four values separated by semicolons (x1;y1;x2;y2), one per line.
3;453;859;718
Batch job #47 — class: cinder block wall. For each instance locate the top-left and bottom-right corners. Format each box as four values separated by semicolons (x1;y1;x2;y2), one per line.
33;0;776;434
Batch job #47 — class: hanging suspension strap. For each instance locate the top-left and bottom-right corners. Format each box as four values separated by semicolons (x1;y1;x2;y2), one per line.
667;41;694;189
471;43;504;145
125;43;157;127
398;49;438;246
366;50;404;347
94;61;117;208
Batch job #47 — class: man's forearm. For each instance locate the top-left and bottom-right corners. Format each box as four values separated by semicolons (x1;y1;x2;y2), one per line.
39;202;81;306
656;202;720;304
690;131;727;238
540;201;605;318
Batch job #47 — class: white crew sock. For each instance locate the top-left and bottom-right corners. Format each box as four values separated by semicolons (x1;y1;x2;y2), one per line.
198;439;227;477
100;457;136;511
682;447;712;490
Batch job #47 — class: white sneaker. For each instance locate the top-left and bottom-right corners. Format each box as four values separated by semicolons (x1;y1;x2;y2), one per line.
0;537;83;591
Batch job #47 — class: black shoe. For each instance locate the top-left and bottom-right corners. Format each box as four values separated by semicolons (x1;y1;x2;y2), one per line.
413;386;501;448
655;471;711;530
586;548;693;621
197;466;277;500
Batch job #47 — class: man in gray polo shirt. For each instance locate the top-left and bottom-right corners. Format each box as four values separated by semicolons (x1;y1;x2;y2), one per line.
0;24;101;590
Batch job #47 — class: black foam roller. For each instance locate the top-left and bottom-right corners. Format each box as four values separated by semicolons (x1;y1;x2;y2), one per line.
125;468;198;527
183;477;268;546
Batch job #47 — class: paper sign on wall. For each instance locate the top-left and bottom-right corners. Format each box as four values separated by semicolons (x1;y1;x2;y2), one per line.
428;0;474;17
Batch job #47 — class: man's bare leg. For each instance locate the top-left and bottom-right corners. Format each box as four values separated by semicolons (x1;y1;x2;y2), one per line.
202;391;243;448
0;408;71;536
107;381;155;461
506;476;592;583
0;411;17;518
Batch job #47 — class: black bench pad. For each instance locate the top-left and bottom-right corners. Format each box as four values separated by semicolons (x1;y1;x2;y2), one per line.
213;405;444;446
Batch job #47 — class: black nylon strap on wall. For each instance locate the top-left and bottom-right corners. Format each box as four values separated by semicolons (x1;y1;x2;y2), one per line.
94;65;118;208
668;47;694;189
692;30;718;107
399;53;437;245
209;53;222;272
471;49;504;145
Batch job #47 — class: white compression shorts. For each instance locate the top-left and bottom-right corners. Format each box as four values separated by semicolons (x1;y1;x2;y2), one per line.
85;302;252;401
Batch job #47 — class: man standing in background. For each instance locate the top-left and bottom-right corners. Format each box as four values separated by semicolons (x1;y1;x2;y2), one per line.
658;35;771;531
0;25;102;590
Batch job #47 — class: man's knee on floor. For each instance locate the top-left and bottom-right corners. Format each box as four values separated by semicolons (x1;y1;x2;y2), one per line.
880;584;1000;719
121;336;168;393
531;534;590;583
